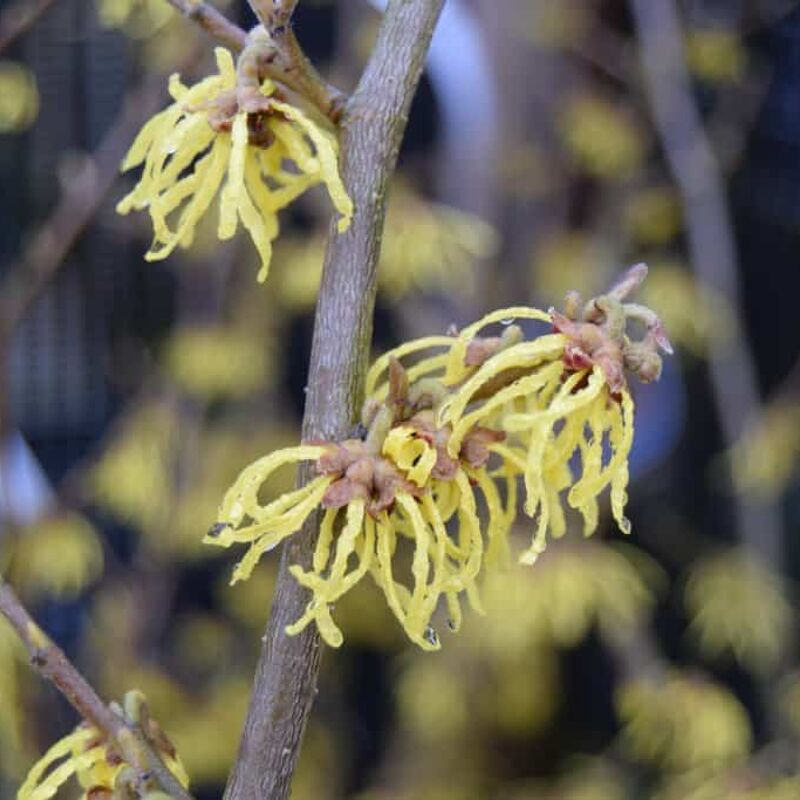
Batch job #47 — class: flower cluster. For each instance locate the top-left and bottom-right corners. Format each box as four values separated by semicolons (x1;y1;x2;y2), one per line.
117;45;352;282
18;692;188;800
207;265;670;649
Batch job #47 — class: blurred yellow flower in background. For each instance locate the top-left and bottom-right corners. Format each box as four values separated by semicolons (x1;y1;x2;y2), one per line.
617;671;752;770
730;401;800;498
684;549;791;673
516;3;590;49
96;0;174;38
507;759;627;800
640;262;735;356
656;769;800;800
6;512;103;600
162;325;273;399
0;618;29;777
624;187;682;246
686;29;747;84
532;231;612;306
477;541;657;650
276;183;498;309
87;400;177;534
0;62;39;134
559;95;646;179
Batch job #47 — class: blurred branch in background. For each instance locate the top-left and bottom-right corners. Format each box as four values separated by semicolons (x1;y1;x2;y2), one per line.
0;578;194;800
629;0;785;572
0;66;195;447
0;75;165;345
0;0;57;56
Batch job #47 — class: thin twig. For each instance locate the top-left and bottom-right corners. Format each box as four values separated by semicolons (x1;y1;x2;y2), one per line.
164;0;247;51
629;0;784;570
0;0;57;56
268;26;347;122
0;579;194;800
222;1;445;798
246;0;299;31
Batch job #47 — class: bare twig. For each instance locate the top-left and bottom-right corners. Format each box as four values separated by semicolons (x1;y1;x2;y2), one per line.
0;579;193;800
222;1;445;798
629;0;784;570
164;0;247;50
246;0;299;31
267;25;346;122
0;0;57;56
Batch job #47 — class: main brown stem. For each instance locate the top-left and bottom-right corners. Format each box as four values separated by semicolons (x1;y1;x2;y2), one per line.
222;1;445;798
0;579;193;800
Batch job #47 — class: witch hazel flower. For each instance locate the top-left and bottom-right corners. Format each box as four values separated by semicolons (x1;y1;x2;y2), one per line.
206;265;670;650
117;41;352;282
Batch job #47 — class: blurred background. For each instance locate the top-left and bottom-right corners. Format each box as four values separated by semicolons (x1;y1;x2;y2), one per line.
1;0;800;797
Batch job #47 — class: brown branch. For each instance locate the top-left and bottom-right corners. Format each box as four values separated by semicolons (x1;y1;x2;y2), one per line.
628;0;784;570
267;25;347;123
222;1;445;798
164;0;247;51
246;0;298;31
0;0;57;56
0;579;193;800
240;23;346;124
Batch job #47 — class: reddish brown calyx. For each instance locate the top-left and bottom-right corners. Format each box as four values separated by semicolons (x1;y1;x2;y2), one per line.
316;440;420;517
405;411;506;479
552;263;673;393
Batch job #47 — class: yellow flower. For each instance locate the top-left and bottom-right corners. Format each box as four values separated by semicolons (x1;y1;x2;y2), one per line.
656;770;800;800
617;671;751;770
559;95;645;179
640;261;735;356
624;187;682;246
17;694;189;800
478;541;656;649
87;401;177;534
206;435;511;650
0;62;39;133
433;285;659;565
532;231;612;306
377;185;498;297
684;549;791;673
686;29;746;84
162;325;273;399
96;0;174;38
730;402;800;498
6;513;103;599
276;184;498;309
117;47;352;282
0;618;29;776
